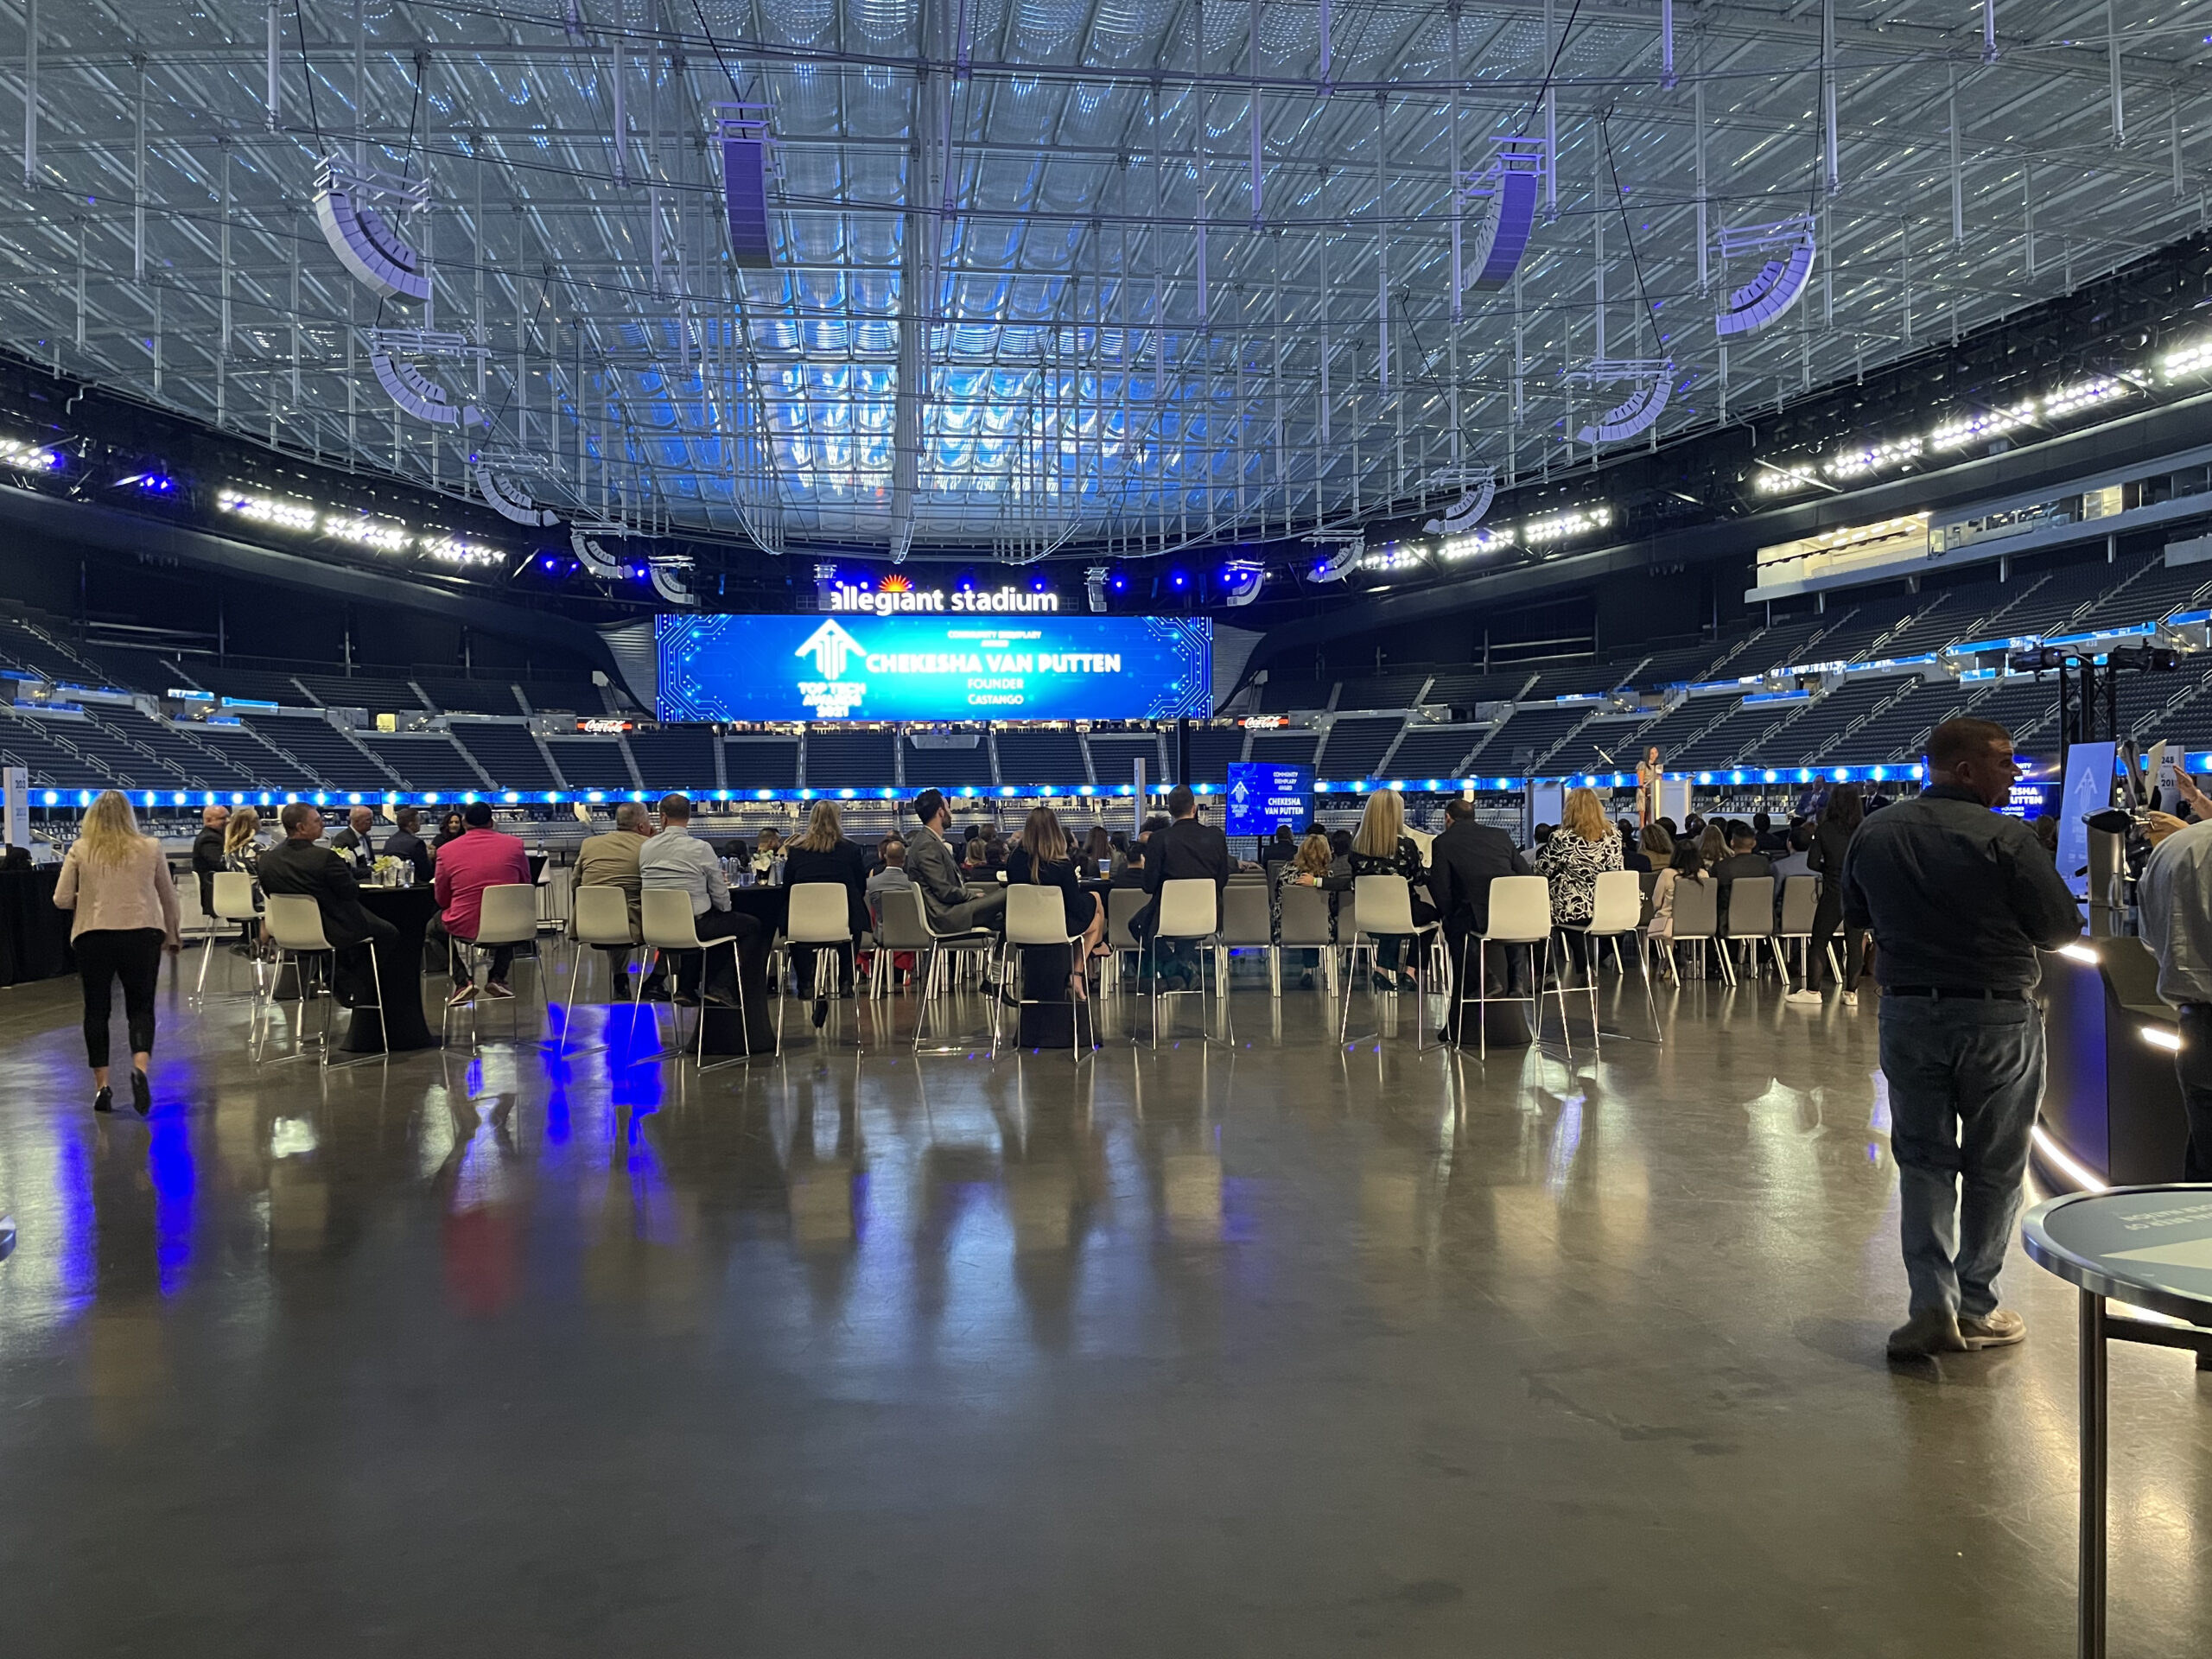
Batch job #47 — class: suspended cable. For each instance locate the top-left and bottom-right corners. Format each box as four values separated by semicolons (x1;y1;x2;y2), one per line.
1515;0;1587;139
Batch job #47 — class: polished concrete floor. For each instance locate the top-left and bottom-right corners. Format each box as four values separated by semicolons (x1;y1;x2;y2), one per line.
1;952;2208;1656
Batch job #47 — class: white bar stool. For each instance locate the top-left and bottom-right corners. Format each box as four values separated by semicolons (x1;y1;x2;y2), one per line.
254;893;388;1069
993;883;1099;1063
558;885;638;1057
632;888;750;1072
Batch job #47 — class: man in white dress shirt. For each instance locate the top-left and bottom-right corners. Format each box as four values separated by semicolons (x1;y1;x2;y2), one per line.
637;793;755;1005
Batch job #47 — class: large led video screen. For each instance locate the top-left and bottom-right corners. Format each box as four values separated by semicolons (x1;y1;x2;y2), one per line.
657;613;1213;723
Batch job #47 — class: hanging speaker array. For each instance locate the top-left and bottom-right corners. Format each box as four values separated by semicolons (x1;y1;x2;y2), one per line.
1567;360;1676;446
312;155;430;302
715;105;780;270
1423;467;1497;536
473;459;562;528
1715;217;1818;337
1460;138;1548;292
365;328;485;428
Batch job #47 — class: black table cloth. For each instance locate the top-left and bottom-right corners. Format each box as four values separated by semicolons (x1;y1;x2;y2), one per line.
0;867;73;987
692;887;785;1057
340;886;442;1053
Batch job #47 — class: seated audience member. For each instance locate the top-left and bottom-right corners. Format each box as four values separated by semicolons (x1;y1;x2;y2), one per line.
984;836;1011;875
1649;840;1712;981
904;789;1007;935
1770;820;1815;882
2034;813;2060;855
867;837;913;901
329;804;377;868
1346;789;1434;990
1642;821;1676;862
432;809;467;851
1696;821;1729;868
1535;788;1624;976
1275;830;1338;989
1618;819;1651;874
1328;828;1354;877
1108;830;1132;874
1128;785;1232;988
255;803;397;1004
574;800;654;987
1082;825;1115;878
1752;810;1788;854
959;834;991;876
1427;798;1533;1032
639;793;756;1005
783;800;869;1022
1005;805;1108;999
432;801;533;1004
382;806;435;885
1262;823;1300;868
1108;842;1150;890
222;806;264;877
1713;823;1774;938
1;844;32;872
191;804;229;916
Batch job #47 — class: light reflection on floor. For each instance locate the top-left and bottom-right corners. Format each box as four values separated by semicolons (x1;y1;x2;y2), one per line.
0;962;2205;1653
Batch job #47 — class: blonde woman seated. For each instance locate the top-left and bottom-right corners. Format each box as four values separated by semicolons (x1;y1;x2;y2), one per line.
1274;830;1336;988
1348;789;1436;992
1003;806;1106;999
1533;786;1624;977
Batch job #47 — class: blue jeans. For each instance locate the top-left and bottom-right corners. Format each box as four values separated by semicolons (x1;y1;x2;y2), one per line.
1878;994;2044;1319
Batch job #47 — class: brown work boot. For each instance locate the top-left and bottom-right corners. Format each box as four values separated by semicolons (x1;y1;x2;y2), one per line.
1958;1309;2027;1349
1887;1308;1970;1358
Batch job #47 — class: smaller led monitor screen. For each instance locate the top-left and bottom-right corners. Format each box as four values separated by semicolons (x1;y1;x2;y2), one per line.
2056;741;2116;900
1226;762;1313;838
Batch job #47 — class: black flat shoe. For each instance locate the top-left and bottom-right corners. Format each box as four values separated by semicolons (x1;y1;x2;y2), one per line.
92;1086;113;1114
130;1070;150;1117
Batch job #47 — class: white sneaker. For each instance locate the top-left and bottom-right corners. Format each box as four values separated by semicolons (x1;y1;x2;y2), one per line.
1784;988;1824;1007
1841;989;1859;1006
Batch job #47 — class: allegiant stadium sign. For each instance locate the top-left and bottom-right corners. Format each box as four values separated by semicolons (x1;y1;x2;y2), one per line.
828;582;1059;617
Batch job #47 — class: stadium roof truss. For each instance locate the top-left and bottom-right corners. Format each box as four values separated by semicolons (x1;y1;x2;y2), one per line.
3;0;2210;564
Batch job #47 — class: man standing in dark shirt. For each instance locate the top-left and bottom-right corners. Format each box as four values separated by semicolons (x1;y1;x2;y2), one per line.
1427;798;1533;1040
1841;717;2082;1360
1131;785;1231;988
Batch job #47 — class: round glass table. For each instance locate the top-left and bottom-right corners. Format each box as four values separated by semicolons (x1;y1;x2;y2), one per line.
2020;1185;2212;1659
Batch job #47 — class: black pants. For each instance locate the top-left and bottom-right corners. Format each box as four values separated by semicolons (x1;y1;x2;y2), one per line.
77;926;162;1069
791;940;855;995
1804;891;1866;992
333;911;399;1005
2173;1005;2212;1182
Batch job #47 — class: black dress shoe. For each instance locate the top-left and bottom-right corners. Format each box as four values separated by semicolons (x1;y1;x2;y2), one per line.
92;1085;113;1114
130;1069;151;1118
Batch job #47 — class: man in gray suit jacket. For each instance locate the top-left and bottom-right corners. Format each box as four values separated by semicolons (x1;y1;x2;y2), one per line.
905;790;1006;934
